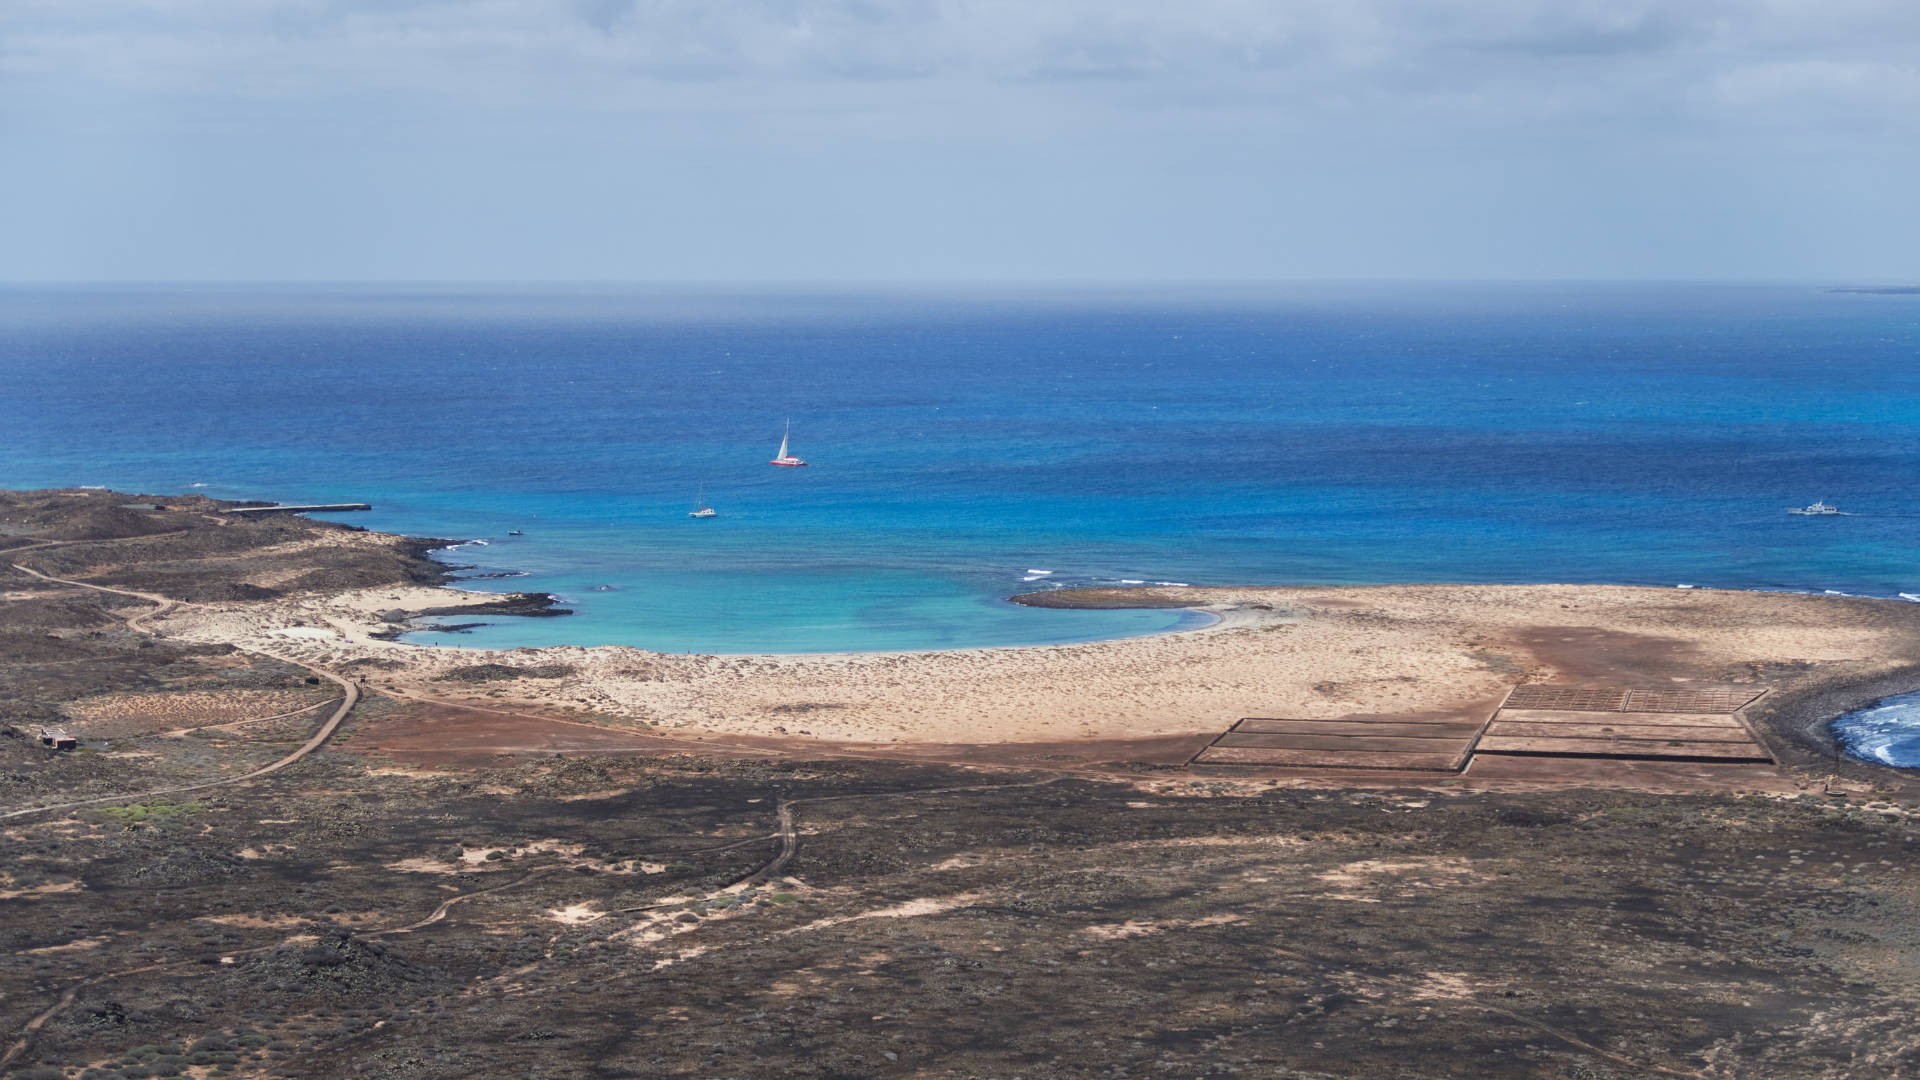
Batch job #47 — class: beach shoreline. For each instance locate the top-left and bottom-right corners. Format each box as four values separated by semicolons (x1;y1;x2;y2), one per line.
165;565;1920;759
11;487;1920;773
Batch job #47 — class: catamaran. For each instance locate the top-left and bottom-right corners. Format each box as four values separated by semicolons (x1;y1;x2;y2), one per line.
688;483;716;518
769;420;808;467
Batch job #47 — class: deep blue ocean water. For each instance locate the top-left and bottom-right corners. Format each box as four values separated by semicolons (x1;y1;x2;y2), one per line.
1832;692;1920;769
5;282;1919;751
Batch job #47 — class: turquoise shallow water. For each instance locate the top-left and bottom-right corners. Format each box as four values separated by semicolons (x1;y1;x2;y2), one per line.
410;534;1201;652
3;281;1919;668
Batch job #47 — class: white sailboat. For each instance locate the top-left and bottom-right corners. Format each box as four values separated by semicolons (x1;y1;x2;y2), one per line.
688;483;716;518
769;419;808;467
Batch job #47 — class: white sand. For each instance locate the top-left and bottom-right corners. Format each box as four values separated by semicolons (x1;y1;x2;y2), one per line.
155;581;1911;745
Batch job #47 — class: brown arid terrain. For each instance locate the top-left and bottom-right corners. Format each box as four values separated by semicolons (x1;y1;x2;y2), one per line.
5;487;1920;1079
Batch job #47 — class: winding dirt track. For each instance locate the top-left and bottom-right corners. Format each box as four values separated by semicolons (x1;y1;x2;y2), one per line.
2;538;1711;1077
3;563;361;821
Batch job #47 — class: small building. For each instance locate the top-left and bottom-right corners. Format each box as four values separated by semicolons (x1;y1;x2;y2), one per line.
38;727;77;751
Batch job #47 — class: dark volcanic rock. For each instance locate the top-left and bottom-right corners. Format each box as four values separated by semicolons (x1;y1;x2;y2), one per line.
434;663;577;683
408;593;571;619
1009;587;1197;610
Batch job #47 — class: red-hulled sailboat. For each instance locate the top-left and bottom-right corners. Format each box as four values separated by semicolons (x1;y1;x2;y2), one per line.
769;419;808;467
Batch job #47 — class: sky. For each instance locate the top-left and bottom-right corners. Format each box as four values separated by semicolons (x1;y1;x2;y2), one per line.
2;0;1917;282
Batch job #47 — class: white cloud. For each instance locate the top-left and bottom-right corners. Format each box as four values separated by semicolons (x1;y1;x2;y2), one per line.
2;0;1913;121
1;0;1914;280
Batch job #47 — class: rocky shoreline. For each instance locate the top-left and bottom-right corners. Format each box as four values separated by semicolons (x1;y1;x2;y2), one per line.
1008;587;1204;610
1751;659;1920;765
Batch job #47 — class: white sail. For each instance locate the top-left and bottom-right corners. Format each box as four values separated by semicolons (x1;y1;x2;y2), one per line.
768;418;807;466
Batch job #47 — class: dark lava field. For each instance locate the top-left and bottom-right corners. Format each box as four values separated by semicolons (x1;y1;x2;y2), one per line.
5;489;1920;1079
8;751;1920;1079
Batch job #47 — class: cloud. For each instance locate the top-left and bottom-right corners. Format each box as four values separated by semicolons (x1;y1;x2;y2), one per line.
1;0;1914;281
2;0;1912;114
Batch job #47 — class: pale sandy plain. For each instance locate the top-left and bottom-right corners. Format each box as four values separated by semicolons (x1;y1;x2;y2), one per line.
149;575;1917;745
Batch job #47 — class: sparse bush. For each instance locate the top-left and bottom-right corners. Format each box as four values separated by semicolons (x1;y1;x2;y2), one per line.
89;803;203;828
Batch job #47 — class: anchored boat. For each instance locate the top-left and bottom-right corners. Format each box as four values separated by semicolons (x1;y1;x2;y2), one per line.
689;483;716;518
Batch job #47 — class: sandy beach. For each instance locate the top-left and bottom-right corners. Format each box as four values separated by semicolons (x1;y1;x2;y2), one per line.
156;574;1920;748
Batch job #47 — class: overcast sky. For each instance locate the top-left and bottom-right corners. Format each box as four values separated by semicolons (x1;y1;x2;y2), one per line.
3;0;1916;282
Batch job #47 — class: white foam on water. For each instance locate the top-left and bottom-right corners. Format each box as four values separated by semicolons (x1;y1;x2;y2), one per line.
1119;580;1144;585
1025;569;1052;575
1675;583;1695;589
1833;690;1920;769
189;482;208;487
1153;581;1190;587
1902;593;1920;603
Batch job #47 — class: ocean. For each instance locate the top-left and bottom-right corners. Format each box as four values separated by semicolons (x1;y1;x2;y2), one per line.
1833;691;1920;769
5;282;1919;675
